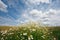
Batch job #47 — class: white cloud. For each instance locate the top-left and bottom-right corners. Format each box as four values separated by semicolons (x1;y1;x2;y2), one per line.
25;0;50;6
0;0;8;12
48;9;60;14
29;9;48;17
22;9;60;26
1;8;60;26
30;0;50;3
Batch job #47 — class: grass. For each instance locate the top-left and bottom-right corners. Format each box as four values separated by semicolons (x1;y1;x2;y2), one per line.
0;23;60;40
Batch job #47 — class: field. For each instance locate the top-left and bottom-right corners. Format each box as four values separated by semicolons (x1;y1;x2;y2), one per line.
0;23;60;40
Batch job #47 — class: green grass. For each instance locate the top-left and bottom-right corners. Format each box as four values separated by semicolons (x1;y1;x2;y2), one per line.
0;23;60;40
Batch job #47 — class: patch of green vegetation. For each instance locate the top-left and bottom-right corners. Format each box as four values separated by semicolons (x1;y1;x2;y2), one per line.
0;23;60;40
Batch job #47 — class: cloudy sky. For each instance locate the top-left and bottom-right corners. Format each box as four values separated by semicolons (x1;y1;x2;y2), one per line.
0;0;60;26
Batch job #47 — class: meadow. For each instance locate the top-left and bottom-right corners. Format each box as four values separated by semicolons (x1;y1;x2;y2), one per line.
0;23;60;40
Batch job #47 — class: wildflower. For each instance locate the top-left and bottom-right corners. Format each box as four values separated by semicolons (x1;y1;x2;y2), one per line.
23;33;27;35
1;37;4;40
9;33;14;35
1;30;7;35
1;31;4;33
32;29;36;31
23;28;26;30
41;35;45;39
28;37;31;40
54;38;56;40
4;30;7;33
30;35;33;39
50;32;52;33
9;28;12;31
20;34;22;35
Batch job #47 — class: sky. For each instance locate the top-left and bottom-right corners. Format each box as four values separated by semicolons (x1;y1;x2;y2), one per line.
0;0;60;26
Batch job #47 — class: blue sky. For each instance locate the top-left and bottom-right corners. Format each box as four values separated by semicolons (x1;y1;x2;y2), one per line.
0;0;60;26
